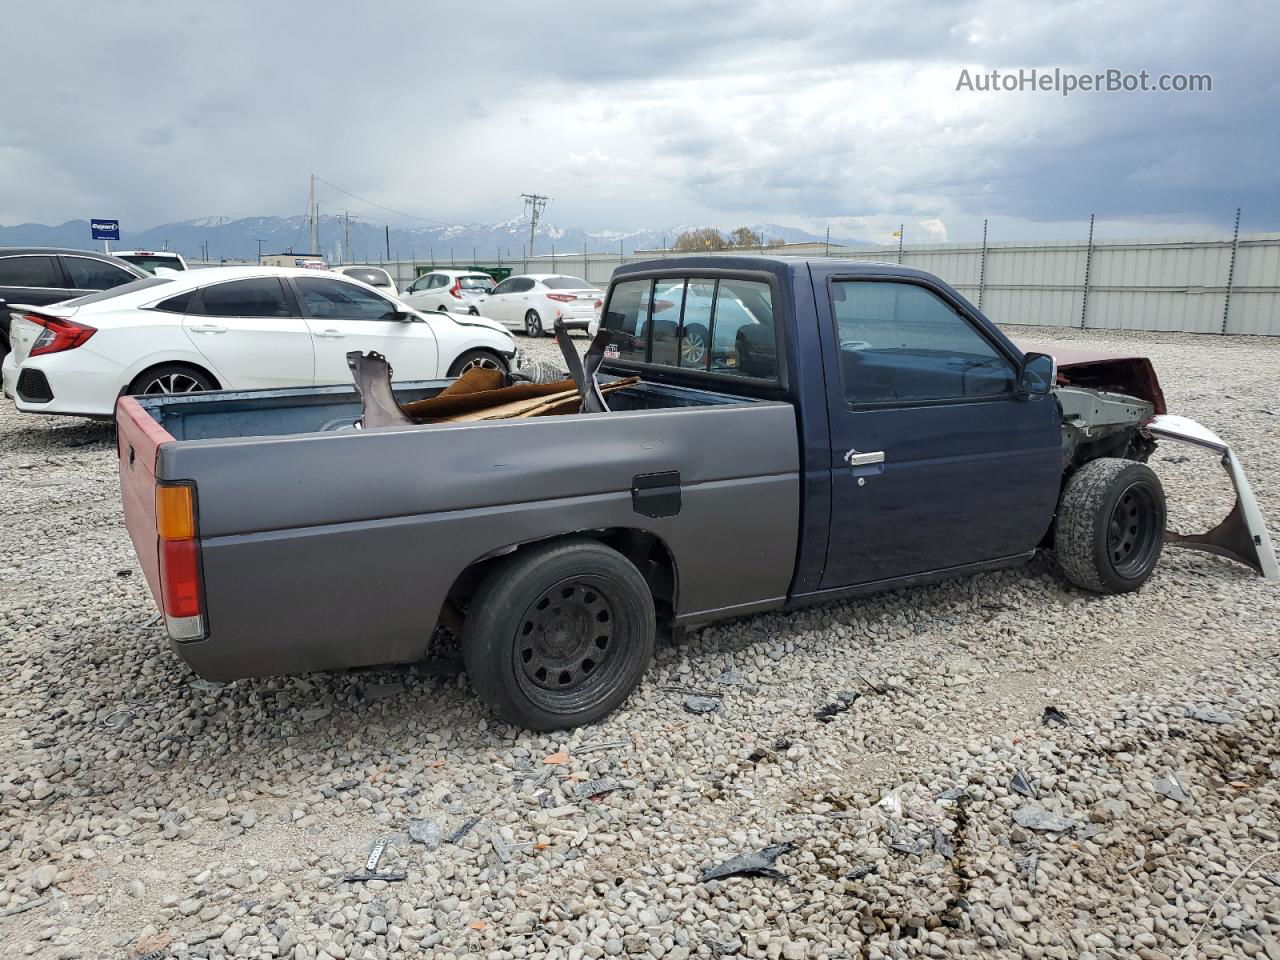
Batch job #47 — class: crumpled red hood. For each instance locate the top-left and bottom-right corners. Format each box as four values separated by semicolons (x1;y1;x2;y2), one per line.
1013;339;1167;415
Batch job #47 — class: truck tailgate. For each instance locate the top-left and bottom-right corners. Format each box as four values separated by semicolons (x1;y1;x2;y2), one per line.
116;395;176;609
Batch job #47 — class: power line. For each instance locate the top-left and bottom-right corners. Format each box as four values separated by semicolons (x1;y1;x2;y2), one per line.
313;176;452;227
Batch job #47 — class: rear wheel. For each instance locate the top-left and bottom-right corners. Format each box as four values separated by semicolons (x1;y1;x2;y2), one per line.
128;364;215;397
462;538;656;729
437;305;449;313
446;349;508;377
1054;458;1166;593
525;310;544;337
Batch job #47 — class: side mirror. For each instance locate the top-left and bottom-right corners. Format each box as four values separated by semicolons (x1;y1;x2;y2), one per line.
1017;352;1056;397
395;309;418;323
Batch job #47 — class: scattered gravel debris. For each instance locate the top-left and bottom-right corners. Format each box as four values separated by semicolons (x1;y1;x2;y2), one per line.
698;842;795;882
682;694;721;714
1;328;1278;958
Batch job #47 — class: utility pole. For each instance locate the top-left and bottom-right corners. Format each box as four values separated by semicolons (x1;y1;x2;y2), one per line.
385;225;391;261
896;224;904;264
520;193;549;257
344;212;350;264
309;173;318;255
253;238;265;264
825;227;830;256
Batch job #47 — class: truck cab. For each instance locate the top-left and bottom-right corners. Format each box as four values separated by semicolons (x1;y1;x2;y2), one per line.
598;257;1063;599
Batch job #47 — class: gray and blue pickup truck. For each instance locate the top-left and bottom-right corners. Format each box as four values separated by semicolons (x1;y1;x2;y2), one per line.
116;257;1277;730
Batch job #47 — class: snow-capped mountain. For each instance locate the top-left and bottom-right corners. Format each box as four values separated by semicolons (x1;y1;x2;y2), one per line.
0;216;839;262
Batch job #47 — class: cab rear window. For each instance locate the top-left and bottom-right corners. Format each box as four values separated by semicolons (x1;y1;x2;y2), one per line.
601;277;777;380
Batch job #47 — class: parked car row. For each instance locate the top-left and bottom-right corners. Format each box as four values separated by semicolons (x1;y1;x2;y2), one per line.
398;270;603;337
1;264;516;419
0;245;606;421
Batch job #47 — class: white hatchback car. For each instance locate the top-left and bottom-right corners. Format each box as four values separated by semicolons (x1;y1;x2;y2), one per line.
332;265;398;297
400;269;495;315
113;250;189;274
477;275;603;336
1;266;517;418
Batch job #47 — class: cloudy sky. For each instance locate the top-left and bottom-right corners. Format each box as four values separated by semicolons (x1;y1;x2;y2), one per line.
2;0;1276;244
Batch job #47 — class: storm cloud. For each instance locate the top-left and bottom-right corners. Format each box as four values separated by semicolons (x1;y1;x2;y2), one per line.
0;0;1274;243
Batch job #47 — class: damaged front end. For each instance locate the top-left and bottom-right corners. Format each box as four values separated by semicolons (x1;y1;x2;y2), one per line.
1143;415;1278;579
1028;341;1278;580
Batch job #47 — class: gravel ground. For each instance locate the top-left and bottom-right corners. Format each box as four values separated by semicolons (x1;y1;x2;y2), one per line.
1;326;1278;960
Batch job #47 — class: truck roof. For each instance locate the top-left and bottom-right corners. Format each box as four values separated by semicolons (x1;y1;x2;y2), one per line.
613;255;941;283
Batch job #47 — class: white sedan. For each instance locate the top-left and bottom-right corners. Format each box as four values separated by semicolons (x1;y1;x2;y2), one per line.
1;266;517;418
476;274;602;336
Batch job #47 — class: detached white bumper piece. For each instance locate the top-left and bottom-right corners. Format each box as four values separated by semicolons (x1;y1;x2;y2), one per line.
1145;414;1279;580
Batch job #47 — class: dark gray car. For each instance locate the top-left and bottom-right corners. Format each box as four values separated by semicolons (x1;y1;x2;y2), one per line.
0;247;145;360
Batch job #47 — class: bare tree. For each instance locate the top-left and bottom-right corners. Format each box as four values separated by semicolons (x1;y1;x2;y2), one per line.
673;227;727;252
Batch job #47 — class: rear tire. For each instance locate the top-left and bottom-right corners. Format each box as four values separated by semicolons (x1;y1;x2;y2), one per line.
446;349;508;378
462;538;656;730
128;363;216;397
1054;458;1166;594
525;310;544;337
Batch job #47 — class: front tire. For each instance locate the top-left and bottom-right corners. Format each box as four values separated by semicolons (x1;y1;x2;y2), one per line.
1054;458;1166;594
128;363;216;397
525;310;544;337
446;349;508;378
462;539;656;730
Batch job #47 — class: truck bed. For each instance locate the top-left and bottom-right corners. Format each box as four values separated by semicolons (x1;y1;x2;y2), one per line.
138;376;750;442
117;376;801;680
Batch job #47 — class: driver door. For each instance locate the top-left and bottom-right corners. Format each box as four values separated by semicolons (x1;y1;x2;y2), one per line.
816;274;1062;589
291;275;439;385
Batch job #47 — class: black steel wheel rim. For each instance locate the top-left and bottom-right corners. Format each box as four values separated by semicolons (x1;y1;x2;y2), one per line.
513;575;627;713
1107;482;1161;578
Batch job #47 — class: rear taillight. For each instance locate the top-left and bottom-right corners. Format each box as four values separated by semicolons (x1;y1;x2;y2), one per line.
594;299;603;310
155;482;205;640
26;314;96;357
546;293;576;302
449;279;463;299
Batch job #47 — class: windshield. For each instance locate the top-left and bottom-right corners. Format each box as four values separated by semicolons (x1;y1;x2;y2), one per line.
460;275;495;291
62;276;172;306
543;276;591;290
118;254;185;274
343;268;393;287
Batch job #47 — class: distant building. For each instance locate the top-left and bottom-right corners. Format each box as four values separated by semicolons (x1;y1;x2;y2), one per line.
632;240;858;257
261;253;326;269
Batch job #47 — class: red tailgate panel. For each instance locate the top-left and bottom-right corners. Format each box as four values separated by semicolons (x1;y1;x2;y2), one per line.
116;396;174;610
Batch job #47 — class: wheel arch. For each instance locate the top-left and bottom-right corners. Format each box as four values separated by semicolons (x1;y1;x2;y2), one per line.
437;527;679;640
124;358;223;394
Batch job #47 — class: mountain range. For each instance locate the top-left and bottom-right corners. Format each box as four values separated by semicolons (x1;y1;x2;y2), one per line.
0;216;843;263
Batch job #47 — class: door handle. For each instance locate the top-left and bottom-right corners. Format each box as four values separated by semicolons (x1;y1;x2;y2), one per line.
189;323;227;334
844;449;885;466
317;329;345;339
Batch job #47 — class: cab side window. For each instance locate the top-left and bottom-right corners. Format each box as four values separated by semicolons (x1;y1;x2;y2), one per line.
831;280;1014;405
600;276;777;380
